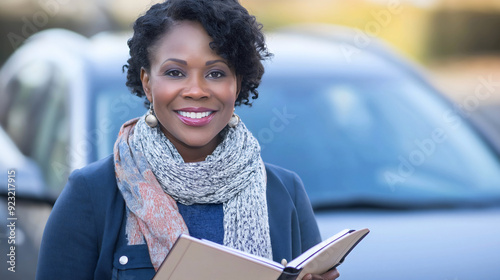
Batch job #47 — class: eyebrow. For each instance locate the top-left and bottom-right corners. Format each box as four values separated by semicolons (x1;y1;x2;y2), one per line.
162;58;187;65
206;59;227;66
161;58;228;66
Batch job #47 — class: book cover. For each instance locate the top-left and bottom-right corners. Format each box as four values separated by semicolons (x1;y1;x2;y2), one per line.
153;228;370;280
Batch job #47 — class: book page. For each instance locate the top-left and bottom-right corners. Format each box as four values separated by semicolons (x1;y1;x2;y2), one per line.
287;229;352;268
289;228;370;279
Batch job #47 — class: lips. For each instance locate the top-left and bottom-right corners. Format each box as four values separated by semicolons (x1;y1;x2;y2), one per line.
175;108;216;127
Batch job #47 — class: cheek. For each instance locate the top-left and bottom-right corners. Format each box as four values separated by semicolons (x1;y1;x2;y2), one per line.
151;81;177;103
220;80;239;102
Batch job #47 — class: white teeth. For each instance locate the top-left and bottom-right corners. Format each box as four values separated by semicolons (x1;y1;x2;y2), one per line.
178;111;212;119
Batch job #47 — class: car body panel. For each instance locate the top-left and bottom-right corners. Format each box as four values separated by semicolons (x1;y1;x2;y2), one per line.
316;207;500;280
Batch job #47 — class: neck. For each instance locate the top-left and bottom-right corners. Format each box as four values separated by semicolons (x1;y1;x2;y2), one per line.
160;127;221;163
175;141;219;163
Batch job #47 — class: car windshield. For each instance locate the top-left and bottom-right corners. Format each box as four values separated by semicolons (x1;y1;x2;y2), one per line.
91;71;500;208
238;75;500;208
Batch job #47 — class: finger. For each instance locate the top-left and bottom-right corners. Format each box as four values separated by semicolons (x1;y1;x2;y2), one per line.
303;268;340;280
322;268;340;279
302;274;320;280
302;274;311;280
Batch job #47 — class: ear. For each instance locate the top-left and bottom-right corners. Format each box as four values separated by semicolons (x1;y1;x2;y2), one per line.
140;67;153;103
236;75;243;98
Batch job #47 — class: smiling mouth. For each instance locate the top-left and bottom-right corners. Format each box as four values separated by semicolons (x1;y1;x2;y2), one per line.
176;111;214;119
175;110;217;127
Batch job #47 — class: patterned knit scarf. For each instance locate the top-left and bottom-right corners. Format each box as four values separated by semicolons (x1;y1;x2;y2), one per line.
113;116;272;270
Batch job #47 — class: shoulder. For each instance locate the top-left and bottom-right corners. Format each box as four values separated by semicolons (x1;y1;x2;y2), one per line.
264;162;304;203
66;155;117;196
60;154;120;215
57;154;124;241
265;162;301;184
70;154;116;185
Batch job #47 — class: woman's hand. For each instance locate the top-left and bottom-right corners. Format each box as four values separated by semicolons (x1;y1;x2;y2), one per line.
303;268;340;280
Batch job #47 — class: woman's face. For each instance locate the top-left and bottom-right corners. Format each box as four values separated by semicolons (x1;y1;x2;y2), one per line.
141;20;240;162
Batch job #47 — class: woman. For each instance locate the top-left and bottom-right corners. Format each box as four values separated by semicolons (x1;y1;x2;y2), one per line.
36;0;340;279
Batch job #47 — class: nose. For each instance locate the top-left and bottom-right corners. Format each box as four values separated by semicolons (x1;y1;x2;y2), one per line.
181;75;210;100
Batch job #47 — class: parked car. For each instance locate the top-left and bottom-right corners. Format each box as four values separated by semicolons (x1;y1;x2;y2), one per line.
1;26;499;280
238;25;500;280
0;29;146;280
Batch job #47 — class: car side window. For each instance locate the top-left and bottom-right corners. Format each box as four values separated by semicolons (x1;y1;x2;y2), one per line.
2;60;70;193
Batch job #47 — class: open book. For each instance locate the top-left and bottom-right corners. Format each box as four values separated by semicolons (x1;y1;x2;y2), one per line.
153;228;369;280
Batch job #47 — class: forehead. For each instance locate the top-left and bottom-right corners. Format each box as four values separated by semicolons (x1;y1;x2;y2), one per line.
149;20;218;63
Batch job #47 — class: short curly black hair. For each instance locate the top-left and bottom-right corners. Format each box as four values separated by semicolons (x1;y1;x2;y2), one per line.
123;0;271;108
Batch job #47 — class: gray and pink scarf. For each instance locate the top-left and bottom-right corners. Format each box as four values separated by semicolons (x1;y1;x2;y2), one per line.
113;116;272;270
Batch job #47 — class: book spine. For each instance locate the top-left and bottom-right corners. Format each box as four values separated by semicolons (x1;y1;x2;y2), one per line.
277;267;301;280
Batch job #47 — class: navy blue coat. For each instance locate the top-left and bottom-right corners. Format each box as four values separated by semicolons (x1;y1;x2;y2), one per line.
36;155;321;279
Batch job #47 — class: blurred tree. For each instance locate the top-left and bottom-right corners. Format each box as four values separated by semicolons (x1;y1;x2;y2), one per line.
0;0;122;66
426;9;500;58
1;0;500;66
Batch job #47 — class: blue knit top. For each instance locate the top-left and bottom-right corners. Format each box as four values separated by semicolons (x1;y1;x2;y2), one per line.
177;203;224;245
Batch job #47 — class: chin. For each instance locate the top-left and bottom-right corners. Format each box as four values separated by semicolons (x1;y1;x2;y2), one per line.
178;131;221;149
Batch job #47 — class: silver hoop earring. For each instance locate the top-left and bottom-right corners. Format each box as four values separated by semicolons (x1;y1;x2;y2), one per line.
228;112;240;128
145;103;158;128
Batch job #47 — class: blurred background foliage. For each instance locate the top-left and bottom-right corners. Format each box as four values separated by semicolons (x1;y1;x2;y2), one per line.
0;0;499;101
242;0;500;62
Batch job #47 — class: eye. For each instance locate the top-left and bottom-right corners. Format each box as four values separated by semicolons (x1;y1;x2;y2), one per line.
206;71;225;79
165;69;184;78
